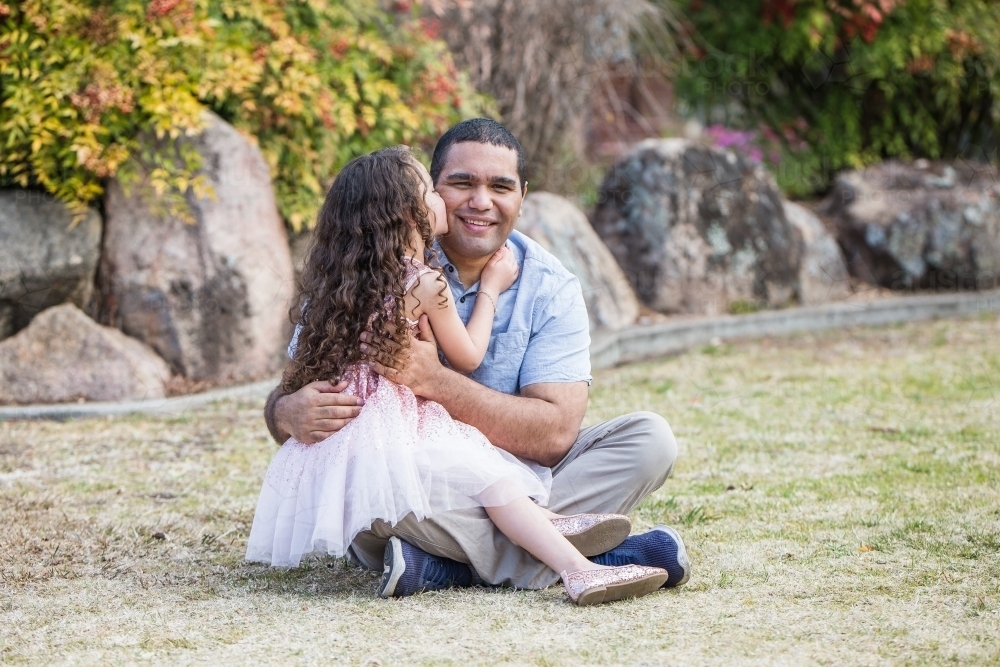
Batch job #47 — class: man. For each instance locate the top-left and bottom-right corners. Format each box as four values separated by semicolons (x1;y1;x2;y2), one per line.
264;118;690;595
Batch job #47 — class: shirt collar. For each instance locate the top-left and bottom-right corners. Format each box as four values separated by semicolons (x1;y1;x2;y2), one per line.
431;239;520;295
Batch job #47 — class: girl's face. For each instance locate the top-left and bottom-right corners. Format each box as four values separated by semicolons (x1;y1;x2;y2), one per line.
415;161;449;238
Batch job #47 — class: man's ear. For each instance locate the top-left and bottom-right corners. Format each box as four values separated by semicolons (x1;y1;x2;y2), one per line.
522;180;529;198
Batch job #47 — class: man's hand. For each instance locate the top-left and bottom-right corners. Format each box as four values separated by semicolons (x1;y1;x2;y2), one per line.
362;315;588;465
364;315;447;399
273;380;364;444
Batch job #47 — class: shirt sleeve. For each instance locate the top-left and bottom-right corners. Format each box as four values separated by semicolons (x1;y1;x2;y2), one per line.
518;275;592;388
287;323;302;359
287;299;308;359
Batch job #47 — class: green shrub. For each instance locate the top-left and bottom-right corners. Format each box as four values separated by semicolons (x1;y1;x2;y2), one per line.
0;0;485;229
672;0;1000;197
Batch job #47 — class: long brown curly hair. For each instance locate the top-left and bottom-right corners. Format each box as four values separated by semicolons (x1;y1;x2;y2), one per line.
280;145;437;394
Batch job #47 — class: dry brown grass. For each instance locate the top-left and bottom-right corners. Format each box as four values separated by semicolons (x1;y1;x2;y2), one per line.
2;314;999;665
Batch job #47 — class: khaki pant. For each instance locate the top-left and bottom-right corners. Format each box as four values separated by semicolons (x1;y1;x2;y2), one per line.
349;411;677;589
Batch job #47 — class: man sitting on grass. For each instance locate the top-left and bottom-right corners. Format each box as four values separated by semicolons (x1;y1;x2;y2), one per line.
263;118;690;595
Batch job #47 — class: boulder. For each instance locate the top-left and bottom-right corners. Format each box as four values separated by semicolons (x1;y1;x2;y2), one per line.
590;138;803;316
517;192;640;330
0;304;170;404
783;201;851;305
821;160;1000;290
0;190;102;340
100;111;296;382
289;229;313;281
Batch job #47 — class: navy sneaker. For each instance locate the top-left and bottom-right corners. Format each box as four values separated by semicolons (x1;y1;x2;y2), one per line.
378;536;474;598
589;525;690;588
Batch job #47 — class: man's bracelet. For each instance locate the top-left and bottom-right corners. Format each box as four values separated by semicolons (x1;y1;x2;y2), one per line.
478;291;498;314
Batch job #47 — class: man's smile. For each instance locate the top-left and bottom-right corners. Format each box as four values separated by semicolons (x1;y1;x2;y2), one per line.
456;215;497;230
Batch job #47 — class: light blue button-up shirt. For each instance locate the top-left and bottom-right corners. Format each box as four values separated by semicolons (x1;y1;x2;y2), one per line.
436;230;592;394
289;230;592;395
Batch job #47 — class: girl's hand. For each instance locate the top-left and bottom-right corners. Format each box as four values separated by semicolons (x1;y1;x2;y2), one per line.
480;245;519;295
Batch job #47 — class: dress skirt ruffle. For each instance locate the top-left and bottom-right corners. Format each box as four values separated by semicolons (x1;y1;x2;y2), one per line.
246;364;551;567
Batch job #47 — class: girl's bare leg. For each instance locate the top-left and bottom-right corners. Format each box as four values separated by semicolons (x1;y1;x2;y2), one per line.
485;497;606;575
537;506;561;519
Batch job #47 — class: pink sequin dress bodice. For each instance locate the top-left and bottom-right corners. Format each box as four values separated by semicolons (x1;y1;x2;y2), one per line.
246;258;550;567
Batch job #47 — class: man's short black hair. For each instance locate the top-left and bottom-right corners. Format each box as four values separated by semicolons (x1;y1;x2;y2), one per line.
430;118;526;187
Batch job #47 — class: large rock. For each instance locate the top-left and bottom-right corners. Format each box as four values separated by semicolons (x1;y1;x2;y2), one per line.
0;304;170;404
783;201;851;305
289;230;313;280
0;190;102;340
821;160;1000;290
100;111;295;382
517;192;640;330
591;139;803;315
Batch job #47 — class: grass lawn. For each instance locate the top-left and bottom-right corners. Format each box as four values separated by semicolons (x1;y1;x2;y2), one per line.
2;314;999;666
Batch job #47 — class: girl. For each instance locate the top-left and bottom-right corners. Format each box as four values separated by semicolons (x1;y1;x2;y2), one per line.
246;146;668;605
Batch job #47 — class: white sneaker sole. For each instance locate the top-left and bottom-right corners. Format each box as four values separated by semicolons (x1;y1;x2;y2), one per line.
655;525;691;587
378;536;406;598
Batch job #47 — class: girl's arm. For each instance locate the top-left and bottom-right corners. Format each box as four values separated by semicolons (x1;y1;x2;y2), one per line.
407;247;518;373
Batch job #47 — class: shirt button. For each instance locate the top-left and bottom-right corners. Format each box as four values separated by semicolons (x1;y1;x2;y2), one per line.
460;296;466;303
447;266;454;272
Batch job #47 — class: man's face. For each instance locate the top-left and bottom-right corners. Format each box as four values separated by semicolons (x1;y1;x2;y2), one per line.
434;141;525;262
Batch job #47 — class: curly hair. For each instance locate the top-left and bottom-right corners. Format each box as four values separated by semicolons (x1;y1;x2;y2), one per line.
280;146;438;394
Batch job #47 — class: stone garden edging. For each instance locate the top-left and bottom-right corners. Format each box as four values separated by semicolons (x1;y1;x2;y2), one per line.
2;289;998;421
0;377;281;421
591;289;1000;369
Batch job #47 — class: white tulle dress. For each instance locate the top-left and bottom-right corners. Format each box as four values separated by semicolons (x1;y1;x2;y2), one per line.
246;261;551;567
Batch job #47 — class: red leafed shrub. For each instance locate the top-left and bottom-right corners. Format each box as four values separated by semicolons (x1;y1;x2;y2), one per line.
673;0;1000;196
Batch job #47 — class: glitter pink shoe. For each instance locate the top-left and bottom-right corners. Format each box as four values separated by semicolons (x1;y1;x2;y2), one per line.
550;513;631;557
561;564;669;606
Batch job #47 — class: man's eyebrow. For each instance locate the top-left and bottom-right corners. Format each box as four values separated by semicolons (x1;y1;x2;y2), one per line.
442;172;518;187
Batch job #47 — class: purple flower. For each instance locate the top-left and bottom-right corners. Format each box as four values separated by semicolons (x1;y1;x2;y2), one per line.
705;124;762;163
